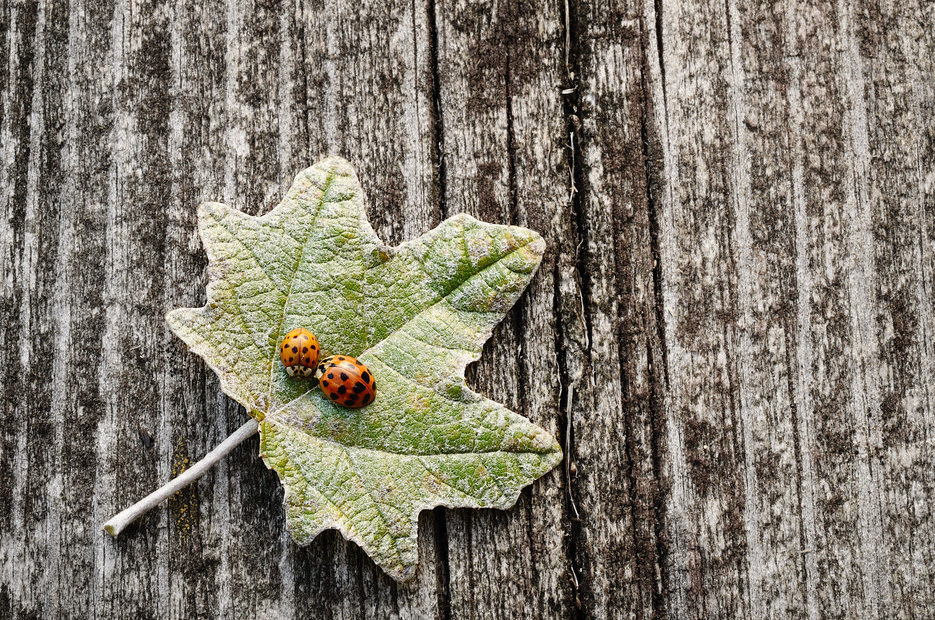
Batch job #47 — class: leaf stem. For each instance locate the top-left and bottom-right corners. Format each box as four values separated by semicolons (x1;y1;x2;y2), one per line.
102;419;259;537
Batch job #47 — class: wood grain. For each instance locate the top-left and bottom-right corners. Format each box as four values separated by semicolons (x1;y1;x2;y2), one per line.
2;0;935;618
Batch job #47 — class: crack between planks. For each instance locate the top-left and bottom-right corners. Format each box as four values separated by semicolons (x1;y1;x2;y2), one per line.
560;0;589;617
653;0;668;116
561;0;592;365
551;259;583;615
505;49;519;227
426;1;452;614
427;0;447;221
432;507;451;620
639;4;671;616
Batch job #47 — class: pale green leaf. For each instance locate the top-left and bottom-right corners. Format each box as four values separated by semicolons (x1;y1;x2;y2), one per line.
167;157;562;581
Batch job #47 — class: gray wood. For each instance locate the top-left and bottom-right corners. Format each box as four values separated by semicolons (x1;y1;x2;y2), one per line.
2;0;935;618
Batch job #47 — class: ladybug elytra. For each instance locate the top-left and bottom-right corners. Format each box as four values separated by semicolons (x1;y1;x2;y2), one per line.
315;355;376;408
279;328;320;378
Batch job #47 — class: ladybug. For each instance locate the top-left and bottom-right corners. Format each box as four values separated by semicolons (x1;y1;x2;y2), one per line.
279;328;320;378
315;355;376;408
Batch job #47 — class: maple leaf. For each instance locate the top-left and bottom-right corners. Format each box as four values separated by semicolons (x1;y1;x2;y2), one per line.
166;157;562;581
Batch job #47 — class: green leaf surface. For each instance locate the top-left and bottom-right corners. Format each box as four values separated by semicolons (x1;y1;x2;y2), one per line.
167;157;561;581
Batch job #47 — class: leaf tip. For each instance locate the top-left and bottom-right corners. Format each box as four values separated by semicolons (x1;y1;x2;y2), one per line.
446;212;477;225
314;155;357;179
164;308;185;331
547;439;564;468
528;231;546;259
164;307;198;334
197;200;229;222
384;562;418;583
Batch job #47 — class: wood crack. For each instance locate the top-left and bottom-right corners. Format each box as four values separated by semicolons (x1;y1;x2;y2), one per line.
427;0;447;221
560;0;588;617
640;4;671;616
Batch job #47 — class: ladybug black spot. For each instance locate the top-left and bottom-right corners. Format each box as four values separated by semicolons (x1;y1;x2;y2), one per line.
345;399;356;407
292;346;298;353
361;371;371;383
353;382;366;394
336;356;344;361
337;385;347;395
340;372;349;381
330;393;339;400
362;393;371;404
303;347;308;353
322;380;329;387
327;373;334;379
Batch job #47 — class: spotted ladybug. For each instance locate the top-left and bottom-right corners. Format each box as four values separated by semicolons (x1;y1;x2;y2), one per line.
315;355;376;408
280;328;320;378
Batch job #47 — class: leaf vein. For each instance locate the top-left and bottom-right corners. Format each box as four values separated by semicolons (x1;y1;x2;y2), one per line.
266;172;335;399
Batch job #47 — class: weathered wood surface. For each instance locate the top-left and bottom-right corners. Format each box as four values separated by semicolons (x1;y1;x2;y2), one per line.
2;0;934;617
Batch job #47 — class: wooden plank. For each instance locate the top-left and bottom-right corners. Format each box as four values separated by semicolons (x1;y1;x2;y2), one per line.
2;1;114;618
163;1;281;617
433;0;573;617
301;0;439;244
649;0;760;615
571;0;668;618
647;0;935;617
842;0;935;615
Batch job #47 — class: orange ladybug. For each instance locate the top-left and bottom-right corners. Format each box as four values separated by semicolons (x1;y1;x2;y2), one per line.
315;355;376;408
279;328;320;378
